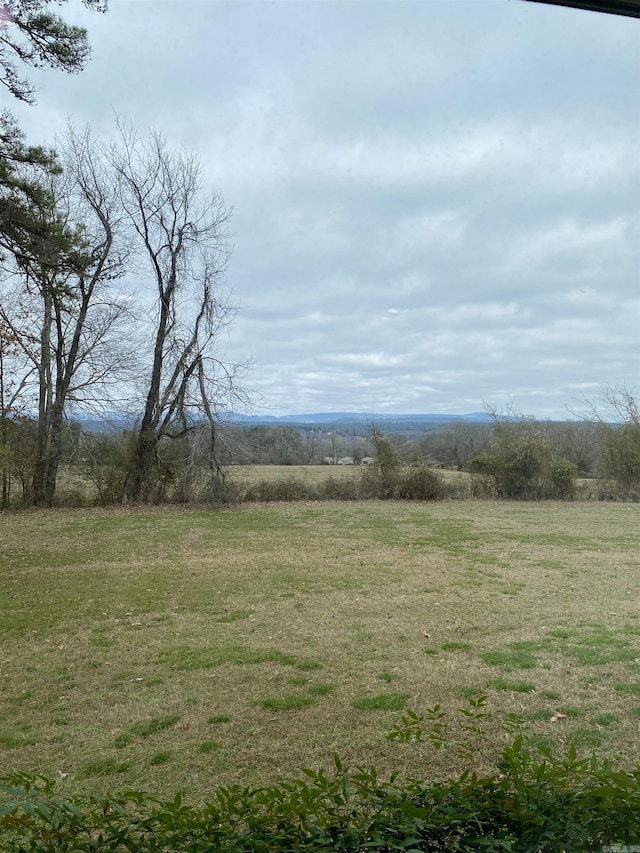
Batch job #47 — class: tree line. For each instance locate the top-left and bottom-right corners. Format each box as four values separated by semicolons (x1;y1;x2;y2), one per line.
1;398;638;507
0;2;247;507
1;4;638;509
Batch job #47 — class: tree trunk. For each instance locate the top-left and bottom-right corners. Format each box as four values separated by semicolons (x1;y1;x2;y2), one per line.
1;420;8;510
0;341;7;510
123;427;159;503
32;280;53;506
122;296;170;502
43;398;65;506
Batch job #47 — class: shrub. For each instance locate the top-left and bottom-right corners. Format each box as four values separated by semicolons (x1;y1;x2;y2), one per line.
198;471;241;504
243;476;317;502
585;387;640;502
368;427;402;498
364;429;444;501
2;727;638;852
317;475;362;501
469;415;577;500
78;435;129;505
599;421;640;501
548;456;577;500
394;462;444;500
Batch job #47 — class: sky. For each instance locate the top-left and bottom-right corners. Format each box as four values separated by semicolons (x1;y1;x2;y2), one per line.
9;0;640;418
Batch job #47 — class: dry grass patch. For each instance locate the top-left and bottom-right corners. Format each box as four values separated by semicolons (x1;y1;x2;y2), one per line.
227;465;362;486
0;501;639;799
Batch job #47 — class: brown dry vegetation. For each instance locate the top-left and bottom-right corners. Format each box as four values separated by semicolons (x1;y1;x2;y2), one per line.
228;464;364;484
221;464;597;498
1;500;639;801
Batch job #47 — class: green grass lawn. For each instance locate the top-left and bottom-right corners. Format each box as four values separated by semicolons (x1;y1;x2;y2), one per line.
1;500;639;799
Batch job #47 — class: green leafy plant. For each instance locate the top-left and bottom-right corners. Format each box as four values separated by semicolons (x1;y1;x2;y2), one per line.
2;741;639;852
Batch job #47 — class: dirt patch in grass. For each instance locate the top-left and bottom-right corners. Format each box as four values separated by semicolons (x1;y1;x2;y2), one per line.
0;501;639;798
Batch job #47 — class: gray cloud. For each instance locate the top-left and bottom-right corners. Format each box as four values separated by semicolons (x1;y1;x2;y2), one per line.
9;0;639;417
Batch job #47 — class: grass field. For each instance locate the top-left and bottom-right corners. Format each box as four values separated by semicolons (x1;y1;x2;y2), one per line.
227;464;365;483
1;499;639;801
227;463;470;485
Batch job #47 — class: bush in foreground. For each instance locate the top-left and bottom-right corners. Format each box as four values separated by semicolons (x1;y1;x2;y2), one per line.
1;723;638;851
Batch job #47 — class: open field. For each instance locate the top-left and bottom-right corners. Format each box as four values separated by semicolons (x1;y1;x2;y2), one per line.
227;464;367;484
1;500;639;801
227;464;473;483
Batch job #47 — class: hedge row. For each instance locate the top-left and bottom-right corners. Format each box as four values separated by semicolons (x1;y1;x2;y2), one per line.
2;735;639;852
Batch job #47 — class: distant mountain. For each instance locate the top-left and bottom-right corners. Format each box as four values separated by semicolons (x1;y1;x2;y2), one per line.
70;410;495;434
70;411;134;433
225;411;494;427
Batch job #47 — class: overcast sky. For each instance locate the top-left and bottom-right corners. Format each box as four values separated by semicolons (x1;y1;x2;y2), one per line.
11;0;640;418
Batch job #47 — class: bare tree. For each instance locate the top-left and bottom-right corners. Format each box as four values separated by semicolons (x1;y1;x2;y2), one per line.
416;421;492;470
0;126;133;505
546;420;600;475
581;385;640;496
108;127;248;502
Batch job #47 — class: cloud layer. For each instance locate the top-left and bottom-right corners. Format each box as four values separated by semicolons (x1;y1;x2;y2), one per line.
11;0;640;417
